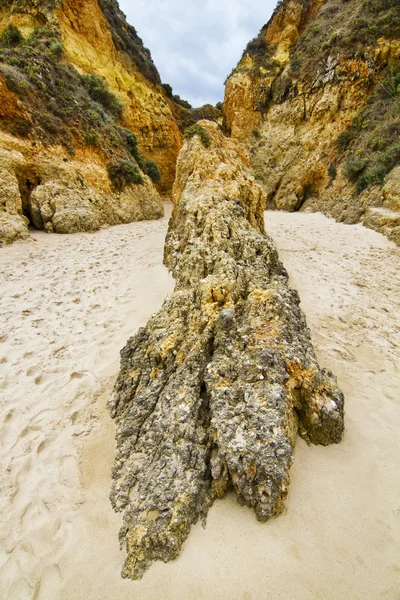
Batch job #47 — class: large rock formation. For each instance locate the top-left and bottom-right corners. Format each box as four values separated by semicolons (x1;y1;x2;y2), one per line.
224;0;400;244
109;121;344;580
0;0;182;245
0;146;29;246
0;132;163;246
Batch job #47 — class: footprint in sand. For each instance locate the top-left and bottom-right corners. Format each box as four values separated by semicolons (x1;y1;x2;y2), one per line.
36;438;49;455
70;371;84;380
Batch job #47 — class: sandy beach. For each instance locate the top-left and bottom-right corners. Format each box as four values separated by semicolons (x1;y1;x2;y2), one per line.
0;205;399;599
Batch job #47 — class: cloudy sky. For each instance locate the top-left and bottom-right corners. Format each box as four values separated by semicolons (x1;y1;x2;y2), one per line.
119;0;277;107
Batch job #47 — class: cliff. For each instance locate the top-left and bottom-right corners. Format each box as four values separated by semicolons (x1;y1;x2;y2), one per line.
224;0;400;245
0;0;183;245
108;121;344;579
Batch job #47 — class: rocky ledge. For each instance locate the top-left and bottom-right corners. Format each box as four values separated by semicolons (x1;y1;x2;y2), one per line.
108;121;344;579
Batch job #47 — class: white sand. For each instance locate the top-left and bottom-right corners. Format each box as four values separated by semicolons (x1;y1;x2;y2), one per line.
0;207;399;599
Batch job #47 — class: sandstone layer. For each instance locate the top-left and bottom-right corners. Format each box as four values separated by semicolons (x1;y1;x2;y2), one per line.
224;0;400;244
109;121;344;580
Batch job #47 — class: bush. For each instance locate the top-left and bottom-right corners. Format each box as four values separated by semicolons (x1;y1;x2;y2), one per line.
342;154;368;180
10;116;31;137
378;62;400;99
144;159;161;183
328;163;337;180
38;112;59;134
0;63;30;94
108;158;143;190
245;34;268;56
81;74;124;118
0;25;23;48
173;94;192;109
183;124;211;148
120;127;139;158
162;82;173;97
82;128;100;146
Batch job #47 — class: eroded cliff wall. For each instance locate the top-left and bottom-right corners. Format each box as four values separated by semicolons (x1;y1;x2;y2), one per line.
0;0;182;245
224;0;400;244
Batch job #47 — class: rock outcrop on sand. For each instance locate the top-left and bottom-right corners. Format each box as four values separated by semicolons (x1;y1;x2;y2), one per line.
224;0;400;245
0;139;163;247
108;121;344;580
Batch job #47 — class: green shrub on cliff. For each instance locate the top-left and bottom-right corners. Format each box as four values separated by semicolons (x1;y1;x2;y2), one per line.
108;158;144;191
183;124;211;148
0;25;23;48
338;62;400;192
143;160;161;183
81;74;124;118
118;128;162;183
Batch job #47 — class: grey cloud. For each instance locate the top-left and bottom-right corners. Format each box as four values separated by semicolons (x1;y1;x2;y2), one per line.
119;0;277;107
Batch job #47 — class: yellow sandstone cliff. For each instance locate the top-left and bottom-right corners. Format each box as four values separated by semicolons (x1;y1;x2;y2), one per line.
224;0;400;245
0;0;182;245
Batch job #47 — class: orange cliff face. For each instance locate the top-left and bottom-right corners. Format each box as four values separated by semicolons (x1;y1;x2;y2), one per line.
224;0;321;141
223;0;400;245
0;0;184;245
0;0;182;191
56;0;182;192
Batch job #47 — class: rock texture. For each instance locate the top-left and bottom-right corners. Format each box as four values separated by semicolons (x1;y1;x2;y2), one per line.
109;121;344;580
0;147;29;246
224;0;400;244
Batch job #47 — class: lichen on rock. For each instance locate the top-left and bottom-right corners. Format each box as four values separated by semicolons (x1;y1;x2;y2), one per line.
109;121;344;580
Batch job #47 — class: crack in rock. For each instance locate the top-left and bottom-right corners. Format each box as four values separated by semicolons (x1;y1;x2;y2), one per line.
108;121;344;580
